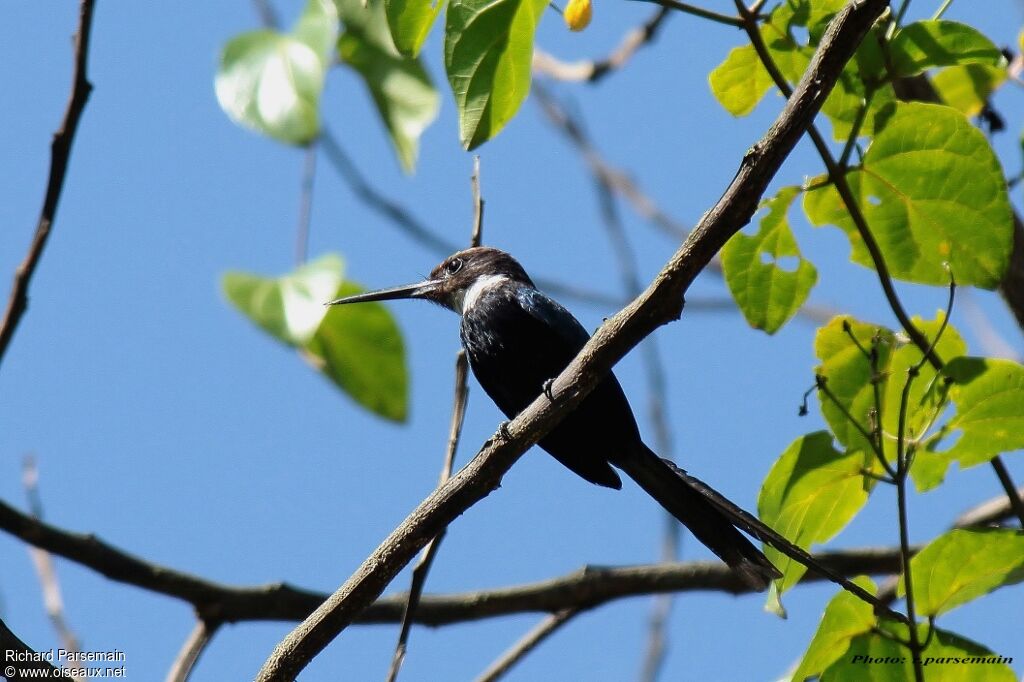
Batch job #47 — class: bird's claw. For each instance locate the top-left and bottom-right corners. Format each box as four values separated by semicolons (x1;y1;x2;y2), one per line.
542;379;555;401
498;420;512;441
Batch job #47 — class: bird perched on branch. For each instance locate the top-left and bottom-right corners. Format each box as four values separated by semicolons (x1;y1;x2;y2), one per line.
328;246;781;590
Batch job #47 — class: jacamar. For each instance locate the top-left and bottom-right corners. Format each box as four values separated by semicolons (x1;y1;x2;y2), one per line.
328;247;780;590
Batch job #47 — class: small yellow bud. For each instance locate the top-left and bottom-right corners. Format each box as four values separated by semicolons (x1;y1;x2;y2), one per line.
563;0;592;32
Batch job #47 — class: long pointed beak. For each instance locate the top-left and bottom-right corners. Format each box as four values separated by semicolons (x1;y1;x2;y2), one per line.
326;279;442;306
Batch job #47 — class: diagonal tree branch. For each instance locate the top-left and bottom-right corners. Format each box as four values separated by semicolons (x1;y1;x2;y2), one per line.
0;0;97;370
254;2;892;678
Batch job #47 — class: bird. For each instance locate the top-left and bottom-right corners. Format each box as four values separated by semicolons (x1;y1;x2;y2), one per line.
328;246;781;590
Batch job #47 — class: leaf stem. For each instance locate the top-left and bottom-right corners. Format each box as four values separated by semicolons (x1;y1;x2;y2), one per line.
838;87;876;169
642;0;743;27
816;374;898;480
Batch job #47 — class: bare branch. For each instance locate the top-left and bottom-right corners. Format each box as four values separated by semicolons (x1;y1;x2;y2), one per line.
533;9;670;83
255;3;892;677
166;619;221;682
474;609;582;682
0;0;96;370
22;456;81;662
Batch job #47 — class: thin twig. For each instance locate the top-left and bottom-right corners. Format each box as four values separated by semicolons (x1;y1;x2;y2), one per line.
474;609;582;682
0;0;96;370
640;0;742;27
387;160;484;682
471;156;484;247
166;619;221;682
23;456;81;662
295;143;318;265
990;458;1024;528
254;4;892;676
533;9;670;83
891;278;955;682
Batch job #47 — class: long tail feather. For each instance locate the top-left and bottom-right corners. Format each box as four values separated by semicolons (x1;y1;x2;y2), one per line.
618;445;781;591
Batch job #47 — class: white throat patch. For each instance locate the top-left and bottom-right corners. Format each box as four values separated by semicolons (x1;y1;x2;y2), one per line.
453;274;508;314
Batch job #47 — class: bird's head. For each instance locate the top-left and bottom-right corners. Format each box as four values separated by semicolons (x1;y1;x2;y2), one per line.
327;246;534;314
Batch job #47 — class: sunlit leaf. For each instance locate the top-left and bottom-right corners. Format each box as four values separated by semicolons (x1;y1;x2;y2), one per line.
223;255;343;346
758;432;869;600
933;64;1007;117
881;314;965;445
898;528;1024;617
444;0;547;149
940;357;1024;466
385;0;443;56
709;44;775;116
890;21;1004;77
216;0;338;145
723;186;817;334
804;102;1013;288
223;255;408;421
814;316;896;457
791;576;876;680
337;0;439;172
309;282;408;421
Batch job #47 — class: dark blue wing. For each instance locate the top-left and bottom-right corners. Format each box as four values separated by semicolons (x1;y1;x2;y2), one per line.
460;284;641;488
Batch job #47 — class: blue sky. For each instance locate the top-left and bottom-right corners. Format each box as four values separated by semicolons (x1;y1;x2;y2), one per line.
2;1;1023;680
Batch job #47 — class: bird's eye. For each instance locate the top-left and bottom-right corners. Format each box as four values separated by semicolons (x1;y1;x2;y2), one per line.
445;258;463;276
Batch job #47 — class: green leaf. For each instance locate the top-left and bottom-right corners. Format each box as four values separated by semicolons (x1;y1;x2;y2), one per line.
722;186;817;334
815;313;965;471
814;316;896;457
444;0;546;150
386;0;444;56
900;528;1024;617
758;432;870;598
881;313;965;447
890;21;1004;78
222;255;408;421
933;64;1008;118
309;282;408;421
338;0;439;172
941;357;1024;466
709;44;775;116
908;445;955;493
804;102;1013;288
296;0;342;57
216;0;338;145
223;254;343;346
822;625;1015;681
792;576;876;681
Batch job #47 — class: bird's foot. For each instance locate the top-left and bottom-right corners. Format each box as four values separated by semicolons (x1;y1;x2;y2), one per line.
497;420;512;442
542;379;555;401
